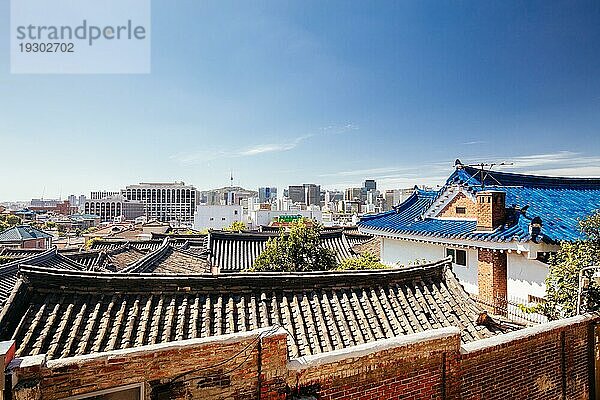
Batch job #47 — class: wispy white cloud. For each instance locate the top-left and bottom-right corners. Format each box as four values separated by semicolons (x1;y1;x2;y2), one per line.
237;134;313;156
171;122;358;166
320;151;600;191
462;140;486;146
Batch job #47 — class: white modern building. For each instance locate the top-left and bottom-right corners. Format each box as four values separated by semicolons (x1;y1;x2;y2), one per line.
194;205;244;230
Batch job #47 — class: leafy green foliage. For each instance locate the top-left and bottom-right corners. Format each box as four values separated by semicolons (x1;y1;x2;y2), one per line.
0;214;21;231
0;256;18;265
337;252;388;270
224;221;247;232
43;221;56;230
541;211;600;319
85;237;103;250
251;220;337;272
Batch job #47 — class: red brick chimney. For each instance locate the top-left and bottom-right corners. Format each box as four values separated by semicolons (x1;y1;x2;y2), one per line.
476;191;506;231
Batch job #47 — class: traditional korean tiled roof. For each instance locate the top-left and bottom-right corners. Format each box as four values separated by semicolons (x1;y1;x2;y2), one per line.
103;245;150;271
208;229;358;272
359;165;600;244
344;231;375;247
0;248;46;259
0;259;511;361
89;239;163;252
121;240;210;274
61;250;107;269
0;225;52;242
0;248;88;310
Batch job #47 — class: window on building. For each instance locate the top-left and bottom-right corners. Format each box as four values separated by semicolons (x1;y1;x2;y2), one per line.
455;207;466;215
61;383;143;400
446;248;467;266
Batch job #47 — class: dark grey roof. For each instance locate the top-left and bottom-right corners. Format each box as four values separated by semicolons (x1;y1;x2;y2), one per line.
122;240;210;274
89;239;163;252
208;230;358;272
0;248;89;310
61;250;107;269
0;259;509;361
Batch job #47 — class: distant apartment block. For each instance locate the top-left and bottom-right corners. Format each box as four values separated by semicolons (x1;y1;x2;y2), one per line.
84;195;146;222
124;182;197;227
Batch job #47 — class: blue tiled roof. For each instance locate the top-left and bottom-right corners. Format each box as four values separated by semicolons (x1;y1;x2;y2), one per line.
0;225;53;242
359;166;600;244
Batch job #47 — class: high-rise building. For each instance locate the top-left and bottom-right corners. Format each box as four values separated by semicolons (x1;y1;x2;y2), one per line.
124;182;197;227
287;185;305;204
287;184;320;206
344;188;362;202
258;187;277;203
84;195;146;222
363;179;377;192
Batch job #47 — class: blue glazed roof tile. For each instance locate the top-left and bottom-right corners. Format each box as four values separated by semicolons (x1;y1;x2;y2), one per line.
359;166;600;244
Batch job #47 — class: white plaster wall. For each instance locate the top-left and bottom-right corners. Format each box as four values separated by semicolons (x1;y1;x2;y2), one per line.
381;239;475;295
451;248;479;295
381;238;445;267
507;253;548;301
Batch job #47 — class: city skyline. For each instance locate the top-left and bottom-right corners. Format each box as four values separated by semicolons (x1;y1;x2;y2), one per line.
2;1;600;200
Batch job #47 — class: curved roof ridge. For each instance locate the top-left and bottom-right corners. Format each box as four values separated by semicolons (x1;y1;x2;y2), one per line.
19;258;451;291
457;165;600;189
121;238;170;273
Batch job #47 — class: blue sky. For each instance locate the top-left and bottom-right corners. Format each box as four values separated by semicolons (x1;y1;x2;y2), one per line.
1;1;600;201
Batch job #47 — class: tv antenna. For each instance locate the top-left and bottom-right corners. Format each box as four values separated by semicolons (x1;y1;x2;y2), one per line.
455;159;514;189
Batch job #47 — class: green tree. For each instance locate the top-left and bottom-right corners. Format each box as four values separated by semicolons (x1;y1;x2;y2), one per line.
44;221;56;230
337;252;388;271
224;221;247;231
541;211;600;319
251;220;337;272
0;214;21;231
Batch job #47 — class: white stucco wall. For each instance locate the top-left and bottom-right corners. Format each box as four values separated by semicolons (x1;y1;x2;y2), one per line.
381;237;549;299
381;238;478;294
507;253;548;301
451;248;479;295
381;238;444;267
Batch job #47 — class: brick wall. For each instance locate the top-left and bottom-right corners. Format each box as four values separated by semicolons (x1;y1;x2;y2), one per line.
476;191;506;231
477;248;507;312
459;317;594;400
7;316;598;400
9;328;288;400
437;192;478;219
288;328;461;400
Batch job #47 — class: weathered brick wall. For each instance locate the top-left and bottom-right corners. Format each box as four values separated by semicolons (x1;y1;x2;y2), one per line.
7;317;598;400
437;192;477;219
477;248;507;311
10;329;288;400
459;317;595;400
288;328;461;400
476;191;506;231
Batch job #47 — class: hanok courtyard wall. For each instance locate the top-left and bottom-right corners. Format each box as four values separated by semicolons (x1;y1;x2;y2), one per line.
5;314;599;400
